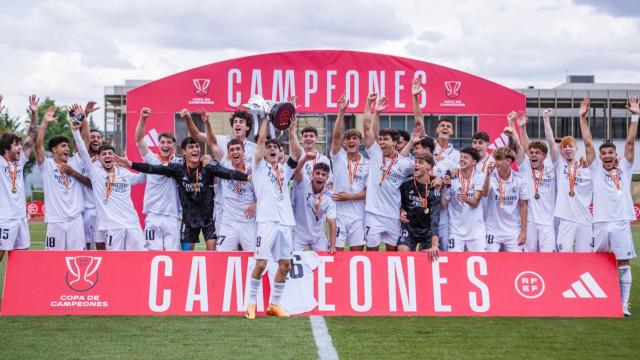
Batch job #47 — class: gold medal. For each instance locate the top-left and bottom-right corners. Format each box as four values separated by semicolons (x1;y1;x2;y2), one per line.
424;207;429;215
534;193;540;200
11;187;17;194
569;190;575;197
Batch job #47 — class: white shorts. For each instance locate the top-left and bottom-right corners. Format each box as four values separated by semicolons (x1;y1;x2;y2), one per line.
254;221;293;261
293;232;328;251
145;213;181;251
0;218;30;251
556;219;592;252
45;217;85;250
486;233;523;252
593;221;637;260
83;208;103;244
217;220;257;251
336;217;365;248
525;222;556;252
365;212;401;247
438;210;449;251
448;232;486;252
101;228;146;251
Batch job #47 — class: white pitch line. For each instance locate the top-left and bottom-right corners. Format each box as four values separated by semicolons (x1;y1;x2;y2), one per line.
309;315;339;360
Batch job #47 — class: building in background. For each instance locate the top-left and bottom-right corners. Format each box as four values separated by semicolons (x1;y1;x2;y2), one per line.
104;80;150;154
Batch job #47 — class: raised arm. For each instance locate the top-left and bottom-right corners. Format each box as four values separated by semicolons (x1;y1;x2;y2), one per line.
412;78;424;128
181;108;208;143
198;108;223;160
35;106;56;166
514;111;530;151
293;152;313;184
22;95;40;158
625;96;640;164
331;94;349;155
541;108;559;162
71;125;92;171
82;101;100;147
253;115;269;165
578;98;596;165
135;107;152;157
363;93;377;149
505;123;525;165
373;96;387;142
288;114;302;161
401;125;425;157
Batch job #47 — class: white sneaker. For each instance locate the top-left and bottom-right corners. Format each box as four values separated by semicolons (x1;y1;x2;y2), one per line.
623;304;632;317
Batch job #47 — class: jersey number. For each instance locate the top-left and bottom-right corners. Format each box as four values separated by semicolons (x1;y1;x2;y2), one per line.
106;234;113;247
486;235;494;245
365;226;371;236
146;230;155;241
256;236;261;248
0;228;8;240
216;235;226;247
289;254;304;279
448;238;455;249
46;236;55;248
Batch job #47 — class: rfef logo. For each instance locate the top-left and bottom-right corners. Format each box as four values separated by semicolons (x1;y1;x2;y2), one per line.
444;81;461;99
65;256;102;292
514;271;545;299
193;78;211;97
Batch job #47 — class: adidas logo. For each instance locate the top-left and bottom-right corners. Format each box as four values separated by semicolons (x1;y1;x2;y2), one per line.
488;133;510;151
144;129;160;147
562;272;607;299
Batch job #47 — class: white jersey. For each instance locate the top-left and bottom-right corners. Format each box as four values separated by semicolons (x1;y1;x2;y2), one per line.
73;130;146;231
365;143;413;218
292;176;336;241
519;157;557;225
80;158;96;210
302;150;332;181
0;152;28;220
219;159;255;224
485;170;529;238
435;142;460;165
554;157;593;225
330;149;368;223
475;154;494;174
446;170;485;239
591;157;635;223
433;157;456;178
216;135;256;163
39;157;85;222
253;158;296;226
142;152;181;219
267;251;322;315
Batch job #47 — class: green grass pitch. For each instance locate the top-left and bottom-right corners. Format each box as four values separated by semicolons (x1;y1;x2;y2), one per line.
0;222;637;359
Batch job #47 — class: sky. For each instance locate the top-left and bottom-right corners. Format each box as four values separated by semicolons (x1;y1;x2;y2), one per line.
0;0;638;128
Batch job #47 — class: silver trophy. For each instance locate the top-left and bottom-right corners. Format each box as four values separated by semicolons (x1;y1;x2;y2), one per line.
243;94;296;138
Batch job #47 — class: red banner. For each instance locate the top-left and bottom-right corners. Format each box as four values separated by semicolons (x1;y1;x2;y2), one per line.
1;251;621;317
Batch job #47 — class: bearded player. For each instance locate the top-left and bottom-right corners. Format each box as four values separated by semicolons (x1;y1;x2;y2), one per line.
515;109;558;252
245;114;301;319
135;107;182;251
330;95;368;251
583;96;638;316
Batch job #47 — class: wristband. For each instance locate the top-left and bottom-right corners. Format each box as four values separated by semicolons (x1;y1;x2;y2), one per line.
631;115;639;123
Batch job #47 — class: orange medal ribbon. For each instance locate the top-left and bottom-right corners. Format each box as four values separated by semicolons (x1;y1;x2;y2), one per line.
55;161;69;191
379;154;398;187
348;154;361;187
608;167;621;192
532;164;544;198
8;161;18;193
156;153;174;165
186;165;200;193
104;174;116;203
273;164;283;195
567;160;578;196
413;178;429;214
235;161;246;193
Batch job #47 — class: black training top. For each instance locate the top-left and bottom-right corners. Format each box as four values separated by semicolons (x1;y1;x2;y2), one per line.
400;178;441;238
131;158;249;228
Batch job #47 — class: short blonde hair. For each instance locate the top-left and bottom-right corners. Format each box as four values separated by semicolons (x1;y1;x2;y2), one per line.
492;147;516;162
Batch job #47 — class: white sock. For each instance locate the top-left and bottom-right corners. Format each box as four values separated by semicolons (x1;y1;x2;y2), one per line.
619;265;632;308
248;278;261;305
270;281;286;305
